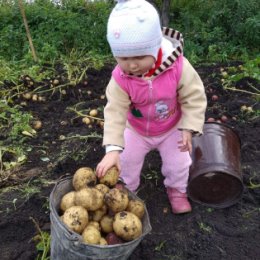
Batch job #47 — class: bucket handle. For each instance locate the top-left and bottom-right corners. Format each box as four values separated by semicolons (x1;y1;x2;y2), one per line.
64;232;80;243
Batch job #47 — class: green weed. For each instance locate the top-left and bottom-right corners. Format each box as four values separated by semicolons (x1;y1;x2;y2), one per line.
155;240;167;252
0;59;20;85
143;164;160;186
0;180;41;214
198;222;212;233
31;217;51;260
0;101;34;171
4;180;41;202
21;181;41;201
0;101;34;139
206;208;214;213
222;57;260;98
242;208;260;218
0;146;27;173
41;196;50;213
247;174;260;189
236;106;260;123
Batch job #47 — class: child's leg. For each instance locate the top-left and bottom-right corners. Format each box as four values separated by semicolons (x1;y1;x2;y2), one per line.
157;128;192;193
120;128;151;191
157;128;192;213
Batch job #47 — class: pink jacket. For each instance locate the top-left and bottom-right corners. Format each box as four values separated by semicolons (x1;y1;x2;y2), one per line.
112;55;183;136
103;28;207;149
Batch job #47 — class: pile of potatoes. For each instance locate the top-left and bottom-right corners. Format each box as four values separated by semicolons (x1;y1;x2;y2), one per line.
60;166;145;246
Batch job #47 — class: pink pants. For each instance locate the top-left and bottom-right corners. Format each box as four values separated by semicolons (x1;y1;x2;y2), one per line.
120;127;192;192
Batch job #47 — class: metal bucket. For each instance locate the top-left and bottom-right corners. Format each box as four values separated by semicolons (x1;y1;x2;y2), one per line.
50;177;152;260
188;122;244;208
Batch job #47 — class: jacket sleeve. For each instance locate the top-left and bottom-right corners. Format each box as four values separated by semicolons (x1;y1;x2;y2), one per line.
102;77;131;148
176;57;207;135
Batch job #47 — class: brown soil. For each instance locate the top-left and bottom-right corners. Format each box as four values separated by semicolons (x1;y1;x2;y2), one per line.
0;62;259;260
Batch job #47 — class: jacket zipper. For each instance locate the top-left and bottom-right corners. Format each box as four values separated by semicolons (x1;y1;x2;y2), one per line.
146;80;153;136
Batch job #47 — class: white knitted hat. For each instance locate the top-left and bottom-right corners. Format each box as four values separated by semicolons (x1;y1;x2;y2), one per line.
107;0;162;59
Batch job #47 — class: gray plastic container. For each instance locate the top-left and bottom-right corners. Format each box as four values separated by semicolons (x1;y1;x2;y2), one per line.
50;177;152;260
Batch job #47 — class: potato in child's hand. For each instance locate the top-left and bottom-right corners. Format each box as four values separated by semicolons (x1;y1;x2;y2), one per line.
98;166;119;187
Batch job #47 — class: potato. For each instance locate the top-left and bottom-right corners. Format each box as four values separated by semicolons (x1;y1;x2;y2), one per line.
73;167;97;191
91;204;107;222
32;94;38;101
82;117;91;125
82;225;101;245
62;206;88;234
75;187;104;211
95;184;110;195
104;188;129;213
32;120;42;130
99;166;119;187
87;221;100;231
113;211;142;241
99;237;108;246
105;232;124;245
22;92;32;100
53;79;60;85
38;96;46;102
60;191;76;212
126;199;145;219
89;109;98;117
100;215;114;234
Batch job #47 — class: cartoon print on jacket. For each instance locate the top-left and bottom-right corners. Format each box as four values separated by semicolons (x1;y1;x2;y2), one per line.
155;100;176;120
155;101;169;119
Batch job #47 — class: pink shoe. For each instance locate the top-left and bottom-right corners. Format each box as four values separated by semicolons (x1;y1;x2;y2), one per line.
166;187;192;214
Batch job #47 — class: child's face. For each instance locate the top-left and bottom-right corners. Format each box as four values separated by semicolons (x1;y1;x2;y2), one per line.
115;55;155;76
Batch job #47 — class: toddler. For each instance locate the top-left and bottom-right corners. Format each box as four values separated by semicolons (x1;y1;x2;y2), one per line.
96;0;207;214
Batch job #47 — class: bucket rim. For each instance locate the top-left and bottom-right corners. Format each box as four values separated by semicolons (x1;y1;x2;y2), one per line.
187;192;244;208
187;170;244;209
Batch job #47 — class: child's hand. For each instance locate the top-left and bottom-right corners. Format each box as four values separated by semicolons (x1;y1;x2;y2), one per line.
178;130;192;154
96;151;121;178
